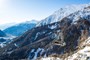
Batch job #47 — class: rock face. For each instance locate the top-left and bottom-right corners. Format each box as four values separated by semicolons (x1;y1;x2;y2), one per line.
65;37;90;60
0;4;90;60
0;16;90;60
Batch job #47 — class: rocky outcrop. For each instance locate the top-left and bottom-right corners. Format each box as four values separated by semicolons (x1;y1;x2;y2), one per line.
0;16;89;60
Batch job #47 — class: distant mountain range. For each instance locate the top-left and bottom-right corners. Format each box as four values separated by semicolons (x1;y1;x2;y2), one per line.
3;20;38;36
0;20;38;48
0;23;17;30
0;3;90;60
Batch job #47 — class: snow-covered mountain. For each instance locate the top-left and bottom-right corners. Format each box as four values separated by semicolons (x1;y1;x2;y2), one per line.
0;3;90;60
0;23;17;30
3;20;38;36
36;3;90;26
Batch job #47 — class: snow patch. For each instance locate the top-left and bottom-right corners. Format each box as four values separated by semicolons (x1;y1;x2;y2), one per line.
14;43;19;47
28;48;45;60
0;43;6;48
32;48;43;60
31;49;35;53
40;57;61;60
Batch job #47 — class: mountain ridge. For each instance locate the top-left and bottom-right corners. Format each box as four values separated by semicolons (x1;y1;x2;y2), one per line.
0;3;90;60
3;20;38;36
36;3;90;26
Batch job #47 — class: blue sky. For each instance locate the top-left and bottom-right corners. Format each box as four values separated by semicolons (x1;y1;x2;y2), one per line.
0;0;90;24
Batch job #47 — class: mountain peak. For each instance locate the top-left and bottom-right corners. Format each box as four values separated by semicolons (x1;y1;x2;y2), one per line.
36;3;90;26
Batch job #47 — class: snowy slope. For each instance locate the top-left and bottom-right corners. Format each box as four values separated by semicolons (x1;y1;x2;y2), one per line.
68;8;90;23
36;3;90;26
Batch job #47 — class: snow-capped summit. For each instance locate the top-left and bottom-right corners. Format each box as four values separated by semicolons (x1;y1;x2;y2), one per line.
64;6;90;24
36;3;90;26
